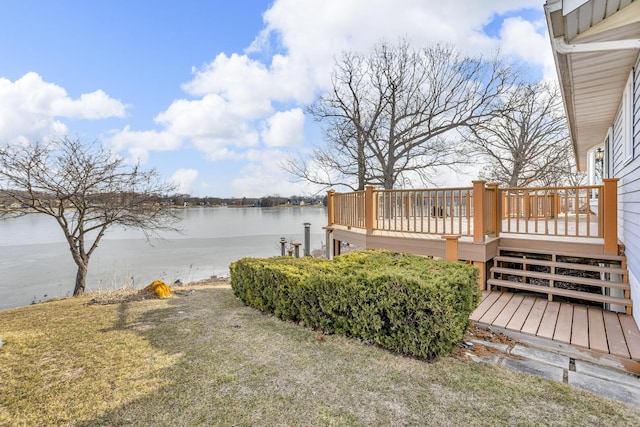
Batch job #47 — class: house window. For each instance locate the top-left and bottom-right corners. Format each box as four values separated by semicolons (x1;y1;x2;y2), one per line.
622;70;634;164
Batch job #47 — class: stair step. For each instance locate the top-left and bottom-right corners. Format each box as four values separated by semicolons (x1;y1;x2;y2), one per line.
490;267;630;290
497;246;624;262
494;255;627;276
487;278;632;307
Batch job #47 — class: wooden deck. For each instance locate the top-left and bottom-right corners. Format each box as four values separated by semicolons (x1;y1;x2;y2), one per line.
471;291;640;367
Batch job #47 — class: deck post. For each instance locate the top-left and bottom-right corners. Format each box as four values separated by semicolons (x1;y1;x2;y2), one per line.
441;235;461;261
323;227;334;260
473;180;486;243
487;183;500;236
473;261;487;291
365;185;376;232
327;190;335;226
603;178;619;254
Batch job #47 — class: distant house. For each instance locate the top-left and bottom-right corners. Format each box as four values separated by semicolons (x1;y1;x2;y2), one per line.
545;0;640;324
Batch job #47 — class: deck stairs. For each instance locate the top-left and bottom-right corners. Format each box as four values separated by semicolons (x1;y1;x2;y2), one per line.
487;246;632;315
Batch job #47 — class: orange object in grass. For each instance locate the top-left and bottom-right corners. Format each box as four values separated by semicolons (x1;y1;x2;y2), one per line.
143;280;172;298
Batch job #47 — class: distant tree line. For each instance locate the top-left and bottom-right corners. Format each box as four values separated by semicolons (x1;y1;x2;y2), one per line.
164;194;325;208
1;192;326;209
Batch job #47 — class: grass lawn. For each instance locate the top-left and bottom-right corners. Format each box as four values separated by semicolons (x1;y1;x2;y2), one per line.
1;280;639;426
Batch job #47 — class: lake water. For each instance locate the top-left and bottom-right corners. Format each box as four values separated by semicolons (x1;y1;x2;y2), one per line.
0;206;328;311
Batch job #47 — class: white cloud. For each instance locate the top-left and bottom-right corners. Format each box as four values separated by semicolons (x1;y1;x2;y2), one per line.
156;94;261;153
499;17;556;80
251;0;547;89
261;109;305;148
52;89;126;119
171;168;199;194
108;126;182;163
0;72;125;145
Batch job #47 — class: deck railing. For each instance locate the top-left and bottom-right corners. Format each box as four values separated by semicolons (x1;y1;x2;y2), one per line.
500;185;602;238
375;187;474;236
327;179;619;254
333;190;366;229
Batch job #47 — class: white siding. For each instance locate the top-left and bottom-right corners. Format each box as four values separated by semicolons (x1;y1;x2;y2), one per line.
615;55;640;325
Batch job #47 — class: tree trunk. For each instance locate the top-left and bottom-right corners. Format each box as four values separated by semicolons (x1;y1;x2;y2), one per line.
73;263;88;296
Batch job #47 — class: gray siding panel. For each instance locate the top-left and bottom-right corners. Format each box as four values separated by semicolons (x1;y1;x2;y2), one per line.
617;55;640;325
612;105;624;176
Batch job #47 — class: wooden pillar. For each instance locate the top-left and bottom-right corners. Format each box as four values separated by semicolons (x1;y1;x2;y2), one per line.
327;190;335;226
365;185;376;232
473;261;487;291
473;180;486;243
603;178;619;254
441;235;461;261
487;183;499;236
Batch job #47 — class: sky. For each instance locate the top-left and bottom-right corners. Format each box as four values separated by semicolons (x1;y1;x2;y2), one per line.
0;0;554;198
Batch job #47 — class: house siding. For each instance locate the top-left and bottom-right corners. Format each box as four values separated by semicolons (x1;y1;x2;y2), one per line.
615;55;640;325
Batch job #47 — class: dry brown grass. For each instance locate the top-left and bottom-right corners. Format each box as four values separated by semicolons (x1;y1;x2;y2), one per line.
1;279;639;426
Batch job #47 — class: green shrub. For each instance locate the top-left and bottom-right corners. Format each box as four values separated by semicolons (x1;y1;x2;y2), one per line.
230;250;480;360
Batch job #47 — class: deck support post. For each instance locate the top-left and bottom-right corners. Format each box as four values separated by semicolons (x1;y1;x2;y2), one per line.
365;186;376;233
473;180;486;243
441;235;461;261
603;178;619;255
323;227;334;260
473;261;487;291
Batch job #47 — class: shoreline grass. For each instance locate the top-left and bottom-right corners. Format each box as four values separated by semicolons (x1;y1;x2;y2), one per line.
1;280;639;426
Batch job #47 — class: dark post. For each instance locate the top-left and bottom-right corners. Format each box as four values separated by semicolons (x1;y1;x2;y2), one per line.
303;222;311;256
280;237;287;256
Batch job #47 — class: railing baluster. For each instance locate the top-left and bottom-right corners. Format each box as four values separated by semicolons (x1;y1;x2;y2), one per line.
574;189;579;236
564;189;569;236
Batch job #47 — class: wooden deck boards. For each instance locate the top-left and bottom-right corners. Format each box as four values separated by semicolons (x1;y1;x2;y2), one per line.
471;291;640;362
553;303;574;344
537;301;560;339
571;306;589;348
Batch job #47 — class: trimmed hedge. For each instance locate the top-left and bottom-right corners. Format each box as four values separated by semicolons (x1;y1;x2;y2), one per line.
230;250;481;360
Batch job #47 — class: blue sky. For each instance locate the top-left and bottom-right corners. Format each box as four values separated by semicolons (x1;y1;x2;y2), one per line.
0;0;552;197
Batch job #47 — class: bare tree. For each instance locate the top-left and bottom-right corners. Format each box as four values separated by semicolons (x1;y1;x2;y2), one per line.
0;137;180;296
468;81;578;187
287;40;516;190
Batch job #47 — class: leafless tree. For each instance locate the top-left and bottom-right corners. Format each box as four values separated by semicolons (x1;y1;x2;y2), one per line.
287;40;516;190
468;81;580;187
0;137;180;296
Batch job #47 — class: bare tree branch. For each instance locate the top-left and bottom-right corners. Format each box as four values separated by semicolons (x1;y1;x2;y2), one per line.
466;82;583;187
286;40;516;190
0;137;179;296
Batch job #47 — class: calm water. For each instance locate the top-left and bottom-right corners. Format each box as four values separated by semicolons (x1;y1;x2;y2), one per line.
0;206;328;310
